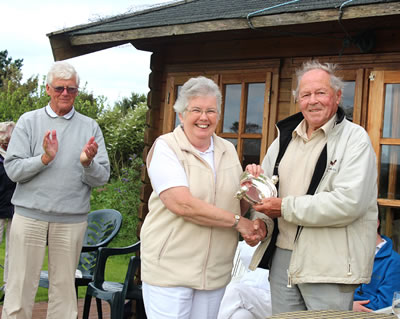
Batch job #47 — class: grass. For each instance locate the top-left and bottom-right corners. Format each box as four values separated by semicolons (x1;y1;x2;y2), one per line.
0;231;133;302
0;158;143;303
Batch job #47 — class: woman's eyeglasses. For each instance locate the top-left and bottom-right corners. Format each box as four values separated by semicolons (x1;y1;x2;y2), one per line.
186;107;218;117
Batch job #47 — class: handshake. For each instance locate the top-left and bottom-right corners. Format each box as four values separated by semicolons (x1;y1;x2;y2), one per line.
235;170;282;246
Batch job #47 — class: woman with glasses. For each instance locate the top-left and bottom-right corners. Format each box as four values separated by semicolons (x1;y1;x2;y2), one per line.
141;76;264;319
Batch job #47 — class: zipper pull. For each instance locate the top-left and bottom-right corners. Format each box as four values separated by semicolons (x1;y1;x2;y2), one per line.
347;264;352;276
287;269;292;288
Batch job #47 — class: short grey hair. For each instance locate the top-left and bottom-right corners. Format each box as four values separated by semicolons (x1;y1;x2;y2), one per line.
293;60;344;100
173;76;222;114
46;61;80;87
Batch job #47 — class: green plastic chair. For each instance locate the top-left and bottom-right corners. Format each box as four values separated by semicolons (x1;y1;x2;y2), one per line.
38;209;123;310
82;241;146;319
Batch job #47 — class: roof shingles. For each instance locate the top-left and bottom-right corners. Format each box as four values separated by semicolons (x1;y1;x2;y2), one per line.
68;0;398;35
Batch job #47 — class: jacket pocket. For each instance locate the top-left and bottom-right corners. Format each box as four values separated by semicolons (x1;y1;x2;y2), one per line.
290;226;350;282
158;227;174;261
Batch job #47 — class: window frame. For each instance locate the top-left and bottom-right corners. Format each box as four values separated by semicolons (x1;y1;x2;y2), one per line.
163;69;279;167
368;70;400;237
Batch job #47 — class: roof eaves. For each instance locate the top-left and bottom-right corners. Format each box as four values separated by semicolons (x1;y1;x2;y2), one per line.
67;2;400;47
46;0;185;38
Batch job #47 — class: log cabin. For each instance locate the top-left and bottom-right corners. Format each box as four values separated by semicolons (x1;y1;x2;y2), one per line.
47;0;400;251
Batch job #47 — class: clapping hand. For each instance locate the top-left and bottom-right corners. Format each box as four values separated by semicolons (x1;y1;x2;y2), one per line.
42;130;58;165
80;136;98;167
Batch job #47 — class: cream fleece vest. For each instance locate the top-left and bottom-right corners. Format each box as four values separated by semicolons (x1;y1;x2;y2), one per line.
141;126;242;290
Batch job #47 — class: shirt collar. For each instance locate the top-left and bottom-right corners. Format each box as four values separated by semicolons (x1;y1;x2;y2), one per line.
198;136;214;155
375;238;387;255
293;114;337;140
46;104;75;119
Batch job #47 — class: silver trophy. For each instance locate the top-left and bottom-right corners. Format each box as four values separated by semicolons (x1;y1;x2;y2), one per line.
235;171;278;205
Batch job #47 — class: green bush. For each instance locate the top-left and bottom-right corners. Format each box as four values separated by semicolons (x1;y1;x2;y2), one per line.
0;76;44;121
90;156;144;246
73;84;106;120
97;102;147;177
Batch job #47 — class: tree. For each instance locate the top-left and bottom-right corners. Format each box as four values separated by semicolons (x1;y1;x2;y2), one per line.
0;50;23;88
73;83;106;120
114;92;146;114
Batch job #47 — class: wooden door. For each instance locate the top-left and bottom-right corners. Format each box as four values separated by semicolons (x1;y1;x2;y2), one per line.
368;70;400;251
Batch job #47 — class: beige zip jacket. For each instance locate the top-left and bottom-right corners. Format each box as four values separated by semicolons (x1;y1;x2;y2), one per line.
141;126;242;290
250;111;378;286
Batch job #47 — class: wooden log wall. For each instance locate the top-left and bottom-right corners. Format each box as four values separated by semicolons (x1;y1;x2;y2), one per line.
137;20;400;238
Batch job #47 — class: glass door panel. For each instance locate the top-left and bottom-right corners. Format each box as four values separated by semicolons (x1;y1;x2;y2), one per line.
245;83;265;133
379;145;400;199
383;84;400;138
342;81;356;121
379;206;400;252
242;139;261;168
225;138;238;149
223;84;241;133
368;70;400;245
174;85;182;128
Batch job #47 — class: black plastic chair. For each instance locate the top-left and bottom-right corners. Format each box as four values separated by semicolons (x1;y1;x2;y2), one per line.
82;241;146;319
38;209;123;306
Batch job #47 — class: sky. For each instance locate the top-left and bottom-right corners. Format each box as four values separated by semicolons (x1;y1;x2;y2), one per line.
1;0;176;107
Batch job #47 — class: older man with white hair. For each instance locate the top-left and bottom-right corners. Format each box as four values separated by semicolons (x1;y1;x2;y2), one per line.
2;62;110;319
246;60;378;314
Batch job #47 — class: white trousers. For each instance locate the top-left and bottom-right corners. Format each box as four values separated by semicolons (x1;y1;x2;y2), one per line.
217;282;272;319
1;213;87;319
0;218;12;286
142;282;226;319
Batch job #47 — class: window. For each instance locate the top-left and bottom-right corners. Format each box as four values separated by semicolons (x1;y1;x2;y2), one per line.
219;75;272;168
342;81;356;121
164;70;278;167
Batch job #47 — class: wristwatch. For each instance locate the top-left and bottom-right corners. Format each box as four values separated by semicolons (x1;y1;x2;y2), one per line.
232;214;241;228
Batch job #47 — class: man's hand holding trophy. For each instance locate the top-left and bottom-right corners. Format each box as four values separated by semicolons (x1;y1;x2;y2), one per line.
236;165;283;246
235;171;278;205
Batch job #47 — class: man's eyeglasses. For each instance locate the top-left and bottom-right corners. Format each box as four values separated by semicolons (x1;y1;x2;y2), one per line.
186;107;218;117
50;85;78;94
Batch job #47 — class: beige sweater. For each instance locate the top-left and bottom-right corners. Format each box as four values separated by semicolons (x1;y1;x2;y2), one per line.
141;126;242;290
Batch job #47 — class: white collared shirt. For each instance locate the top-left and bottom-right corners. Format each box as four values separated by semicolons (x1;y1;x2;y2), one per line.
375;238;387;255
46;104;75;119
148;137;215;195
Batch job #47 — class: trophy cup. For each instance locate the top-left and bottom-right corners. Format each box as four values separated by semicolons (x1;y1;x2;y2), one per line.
235;171;278;205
